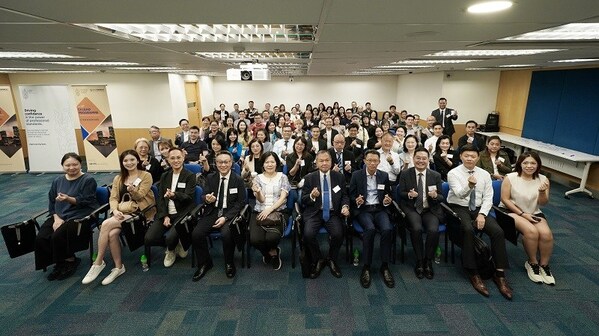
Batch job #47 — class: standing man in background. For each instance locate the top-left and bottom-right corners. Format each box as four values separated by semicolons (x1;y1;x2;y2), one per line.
175;119;190;147
431;98;458;138
148;126;172;161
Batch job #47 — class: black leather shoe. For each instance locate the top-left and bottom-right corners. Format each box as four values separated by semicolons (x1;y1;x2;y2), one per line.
381;266;395;288
423;259;434;280
414;260;424;279
360;267;371;288
328;259;342;278
47;264;63;281
309;259;327;279
225;263;236;279
57;257;81;280
192;261;213;282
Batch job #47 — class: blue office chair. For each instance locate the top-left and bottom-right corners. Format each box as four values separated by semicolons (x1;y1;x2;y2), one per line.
184;163;203;175
232;163;241;175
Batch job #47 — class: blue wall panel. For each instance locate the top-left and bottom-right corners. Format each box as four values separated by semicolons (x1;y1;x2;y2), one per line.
522;71;564;142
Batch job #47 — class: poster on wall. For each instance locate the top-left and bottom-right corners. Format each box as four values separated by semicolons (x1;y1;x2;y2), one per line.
0;86;26;173
72;85;119;172
20;85;78;173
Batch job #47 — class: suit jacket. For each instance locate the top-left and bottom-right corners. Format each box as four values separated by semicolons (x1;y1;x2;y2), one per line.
328;148;357;183
156;168;197;220
457;133;486;153
349;169;392;216
175;131;188;147
431;108;458;137
306;138;328;155
344;136;365;162
319;128;339;147
301;170;349;222
477;150;512;177
398;167;445;220
202;171;247;222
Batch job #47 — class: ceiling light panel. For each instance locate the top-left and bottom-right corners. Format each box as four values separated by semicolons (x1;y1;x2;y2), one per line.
467;1;513;14
197;52;311;60
393;60;476;64
427;49;562;57
46;61;140;66
497;64;536;68
500;23;599;41
76;24;316;43
551;58;599;63
0;52;77;59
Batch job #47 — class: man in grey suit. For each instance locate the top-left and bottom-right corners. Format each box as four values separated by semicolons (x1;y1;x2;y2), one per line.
148;125;172;161
431;97;458;138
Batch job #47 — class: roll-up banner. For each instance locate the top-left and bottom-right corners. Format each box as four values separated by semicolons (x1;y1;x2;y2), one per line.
72;85;119;172
0;86;26;173
20;85;78;173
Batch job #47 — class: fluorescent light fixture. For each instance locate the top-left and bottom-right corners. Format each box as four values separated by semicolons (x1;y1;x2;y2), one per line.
197;52;310;60
0;51;76;59
501;23;599;41
46;61;140;66
467;1;513;14
393;60;476;64
551;58;599;63
41;70;99;74
373;65;434;69
465;67;495;70
76;23;316;43
427;49;562;57
0;67;46;72
497;64;536;68
115;67;178;71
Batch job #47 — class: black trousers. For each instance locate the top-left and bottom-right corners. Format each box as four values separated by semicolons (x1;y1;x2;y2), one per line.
450;205;509;270
249;211;285;257
34;217;75;270
303;213;344;262
144;214;184;251
405;209;439;261
191;211;235;267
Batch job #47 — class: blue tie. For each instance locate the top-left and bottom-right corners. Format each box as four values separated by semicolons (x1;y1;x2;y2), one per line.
468;171;476;211
322;174;330;221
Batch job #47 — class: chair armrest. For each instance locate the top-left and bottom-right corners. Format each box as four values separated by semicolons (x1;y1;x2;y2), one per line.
492;205;508;215
440;203;459;218
74;203;110;223
391;200;405;218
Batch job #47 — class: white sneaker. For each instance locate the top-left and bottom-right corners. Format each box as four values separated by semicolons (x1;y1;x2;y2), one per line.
175;242;188;259
525;261;543;283
164;249;176;267
101;265;126;285
82;261;106;284
540;265;556;285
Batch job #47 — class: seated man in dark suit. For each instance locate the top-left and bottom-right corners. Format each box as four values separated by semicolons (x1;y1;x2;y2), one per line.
191;151;248;281
345;123;365;163
328;134;357;185
447;144;512;300
319;117;339;149
301;150;350;279
349;150;395;288
398;147;445;280
457;120;486;153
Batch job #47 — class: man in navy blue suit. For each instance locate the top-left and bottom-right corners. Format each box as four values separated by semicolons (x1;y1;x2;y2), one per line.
431;97;458;138
349;149;395;288
398;147;444;280
301;150;350;279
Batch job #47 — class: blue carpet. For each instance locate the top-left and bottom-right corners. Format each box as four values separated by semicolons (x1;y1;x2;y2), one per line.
0;172;598;335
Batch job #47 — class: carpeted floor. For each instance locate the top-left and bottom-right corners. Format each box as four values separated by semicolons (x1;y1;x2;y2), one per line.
0;172;598;335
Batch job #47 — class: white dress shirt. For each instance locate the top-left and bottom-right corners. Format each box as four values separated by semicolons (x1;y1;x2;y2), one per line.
447;165;493;216
377;149;401;182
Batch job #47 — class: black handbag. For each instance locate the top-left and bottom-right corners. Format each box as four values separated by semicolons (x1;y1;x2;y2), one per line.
474;232;496;280
1;219;38;258
121;216;148;252
65;218;92;253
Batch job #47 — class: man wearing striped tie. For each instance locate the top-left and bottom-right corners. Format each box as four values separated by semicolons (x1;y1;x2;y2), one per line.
447;144;512;300
301;150;350;279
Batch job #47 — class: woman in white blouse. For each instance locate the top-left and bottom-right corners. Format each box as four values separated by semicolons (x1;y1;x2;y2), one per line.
500;151;555;285
249;151;291;270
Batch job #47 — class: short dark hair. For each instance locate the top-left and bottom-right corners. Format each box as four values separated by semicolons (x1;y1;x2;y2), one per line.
406;114;414;119
178;118;189;125
515;151;542;179
316;149;332;161
61;152;82;165
347;123;359;131
216;150;233;160
363;149;380;159
389;105;396;109
459;144;480;155
190;125;200;132
439;97;447;102
260;151;281;167
414;146;430;157
432;122;443;128
486;135;501;145
466;120;478;127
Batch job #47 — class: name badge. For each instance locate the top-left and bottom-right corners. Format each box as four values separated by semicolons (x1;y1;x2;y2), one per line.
146;164;151;170
355;144;361;148
332;185;341;193
300;160;305;166
177;183;186;188
133;178;142;187
499;157;505;162
447;154;453;159
377;184;385;190
428;185;437;192
345;161;351;166
230;188;238;194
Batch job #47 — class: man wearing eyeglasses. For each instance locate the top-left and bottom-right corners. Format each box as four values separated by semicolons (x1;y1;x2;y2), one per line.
191;151;247;281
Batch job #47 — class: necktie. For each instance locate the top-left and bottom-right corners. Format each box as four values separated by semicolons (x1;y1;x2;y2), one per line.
337;152;343;170
415;173;424;214
441;110;445;128
217;177;226;216
322;174;330;222
468;171;476;211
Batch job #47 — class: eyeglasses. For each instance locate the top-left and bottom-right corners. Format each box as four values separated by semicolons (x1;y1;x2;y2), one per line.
216;160;231;165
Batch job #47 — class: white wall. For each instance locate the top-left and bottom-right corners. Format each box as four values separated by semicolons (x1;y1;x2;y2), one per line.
396;72;444;117
441;71;500;124
198;75;215;118
211;76;398;112
9;73;177;128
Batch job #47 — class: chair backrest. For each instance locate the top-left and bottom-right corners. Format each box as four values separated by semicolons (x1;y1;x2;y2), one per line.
151;184;159;200
184;163;202;174
282;164;288;175
492;180;502;206
96;186;110;205
194;186;204;206
232;163;241;175
441;182;450;199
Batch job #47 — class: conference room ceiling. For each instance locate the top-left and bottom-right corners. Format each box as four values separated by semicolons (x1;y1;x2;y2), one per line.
0;0;598;76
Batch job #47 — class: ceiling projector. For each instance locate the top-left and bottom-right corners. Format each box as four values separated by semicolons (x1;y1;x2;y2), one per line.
227;64;271;81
